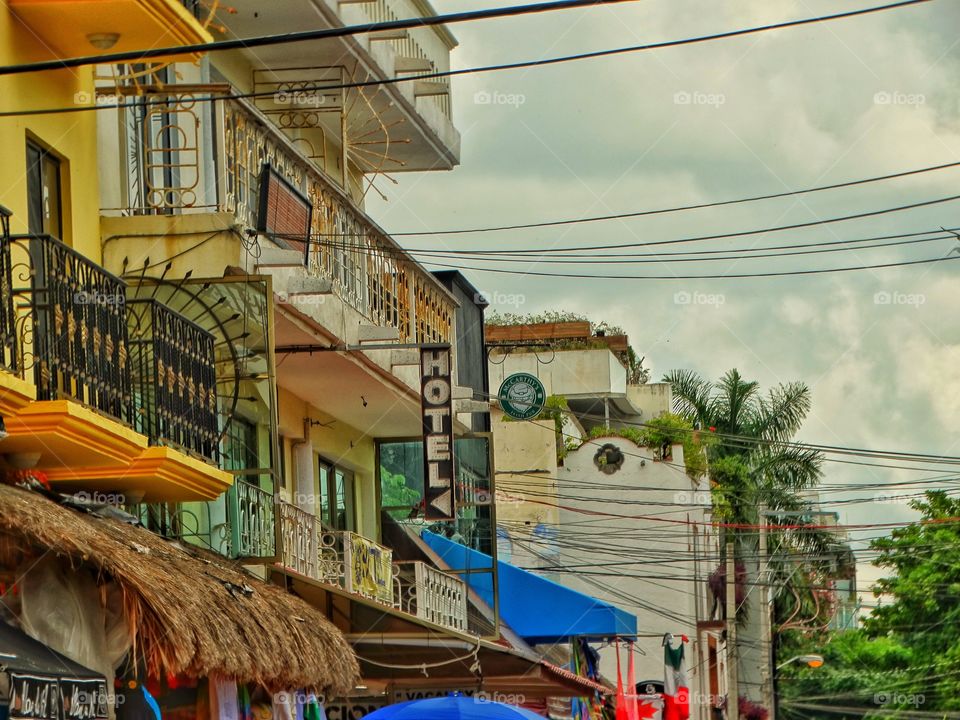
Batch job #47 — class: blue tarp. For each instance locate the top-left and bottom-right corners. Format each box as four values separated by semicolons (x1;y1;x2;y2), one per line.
422;530;637;643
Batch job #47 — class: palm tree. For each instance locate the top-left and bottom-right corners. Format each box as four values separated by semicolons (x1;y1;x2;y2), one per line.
663;368;823;528
664;369;835;709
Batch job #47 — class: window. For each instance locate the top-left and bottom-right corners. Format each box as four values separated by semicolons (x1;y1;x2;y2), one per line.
26;142;62;238
223;417;259;475
377;436;494;554
317;457;355;532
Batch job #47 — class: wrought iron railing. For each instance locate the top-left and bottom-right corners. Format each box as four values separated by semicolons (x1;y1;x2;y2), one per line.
0;218;15;372
4;233;223;460
279;500;320;579
226;478;277;559
220;97;453;344
394;561;468;632
109;91;454;344
127;298;219;461
8;234;132;421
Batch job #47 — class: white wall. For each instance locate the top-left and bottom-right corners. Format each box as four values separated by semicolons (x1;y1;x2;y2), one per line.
550;437;715;720
488;348;627;398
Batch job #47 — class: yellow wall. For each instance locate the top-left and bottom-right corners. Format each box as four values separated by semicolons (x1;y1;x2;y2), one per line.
0;2;101;259
277;386;378;541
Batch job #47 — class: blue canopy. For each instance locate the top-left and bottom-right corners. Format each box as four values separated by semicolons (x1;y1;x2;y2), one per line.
422;531;636;643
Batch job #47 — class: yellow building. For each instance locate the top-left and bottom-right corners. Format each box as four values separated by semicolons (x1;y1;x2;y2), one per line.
0;2;600;713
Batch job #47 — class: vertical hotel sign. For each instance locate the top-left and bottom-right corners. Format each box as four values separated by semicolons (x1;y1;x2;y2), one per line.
421;345;455;520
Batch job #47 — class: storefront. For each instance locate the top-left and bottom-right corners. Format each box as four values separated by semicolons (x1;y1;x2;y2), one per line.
0;483;360;718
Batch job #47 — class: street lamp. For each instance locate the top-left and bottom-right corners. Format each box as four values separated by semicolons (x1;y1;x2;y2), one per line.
776;654;824;671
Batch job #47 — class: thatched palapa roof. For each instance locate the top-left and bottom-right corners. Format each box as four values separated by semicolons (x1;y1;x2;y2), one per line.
0;484;359;695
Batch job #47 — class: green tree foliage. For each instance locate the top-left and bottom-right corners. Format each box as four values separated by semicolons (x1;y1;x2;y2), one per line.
380;467;421;508
779;491;960;718
663;368;824;528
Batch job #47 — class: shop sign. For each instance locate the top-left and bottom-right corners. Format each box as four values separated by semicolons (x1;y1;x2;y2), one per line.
498;373;546;420
60;678;109;720
420;346;455;521
391;689;476;703
324;699;385;720
344;533;393;604
9;673;58;720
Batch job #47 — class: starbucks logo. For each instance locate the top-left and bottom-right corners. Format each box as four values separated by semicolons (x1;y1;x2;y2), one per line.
498;373;546;420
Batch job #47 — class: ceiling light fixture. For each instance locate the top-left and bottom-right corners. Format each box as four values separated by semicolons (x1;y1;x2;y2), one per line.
86;33;120;50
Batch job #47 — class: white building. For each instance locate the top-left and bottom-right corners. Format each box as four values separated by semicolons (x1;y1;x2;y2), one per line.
488;323;724;720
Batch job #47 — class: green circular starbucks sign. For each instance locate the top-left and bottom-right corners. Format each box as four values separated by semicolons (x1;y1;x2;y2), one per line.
498;373;547;420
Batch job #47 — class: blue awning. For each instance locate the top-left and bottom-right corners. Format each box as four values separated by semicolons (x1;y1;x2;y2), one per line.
422;530;637;644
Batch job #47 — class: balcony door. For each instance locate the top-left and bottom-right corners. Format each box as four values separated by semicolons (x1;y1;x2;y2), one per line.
317;457;356;532
26;141;63;239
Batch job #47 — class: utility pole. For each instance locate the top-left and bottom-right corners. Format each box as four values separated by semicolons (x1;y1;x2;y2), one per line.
759;507;775;719
725;540;738;720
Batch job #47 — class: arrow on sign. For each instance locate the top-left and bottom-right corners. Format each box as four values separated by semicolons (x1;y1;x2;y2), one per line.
429;490;453;518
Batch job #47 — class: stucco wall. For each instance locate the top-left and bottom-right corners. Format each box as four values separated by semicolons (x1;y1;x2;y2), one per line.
0;4;101;258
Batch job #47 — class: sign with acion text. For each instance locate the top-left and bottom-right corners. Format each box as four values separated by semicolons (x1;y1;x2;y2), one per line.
498;373;546;420
420;345;455;521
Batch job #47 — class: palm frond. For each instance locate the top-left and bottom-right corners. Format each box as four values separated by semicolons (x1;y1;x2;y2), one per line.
754;382;813;442
754;444;824;491
714;368;760;432
662;368;714;424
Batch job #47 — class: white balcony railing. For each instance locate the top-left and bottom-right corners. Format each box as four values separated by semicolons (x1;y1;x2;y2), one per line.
107;90;454;345
277;500;469;633
394;561;468;632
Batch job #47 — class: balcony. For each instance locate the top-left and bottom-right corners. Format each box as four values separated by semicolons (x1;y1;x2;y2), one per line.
0;233;232;501
100;91;455;348
394;560;468;633
276;500;470;634
134;477;276;560
218;0;459;170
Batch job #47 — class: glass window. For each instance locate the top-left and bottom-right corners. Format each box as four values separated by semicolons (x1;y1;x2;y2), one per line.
223;418;259;475
378;440;424;520
377;436;494;554
318;461;330;522
335;468;355;532
26;142;62;238
317;457;355;531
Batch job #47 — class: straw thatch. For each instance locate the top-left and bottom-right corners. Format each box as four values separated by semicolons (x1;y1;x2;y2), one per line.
0;484;359;695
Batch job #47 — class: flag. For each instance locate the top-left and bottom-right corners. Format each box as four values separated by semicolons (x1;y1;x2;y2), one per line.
636;694;663;720
663;639;689;720
626;643;639;720
615;641;629;720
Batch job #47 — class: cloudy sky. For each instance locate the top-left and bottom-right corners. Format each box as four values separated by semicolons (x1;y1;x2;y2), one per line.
366;0;960;594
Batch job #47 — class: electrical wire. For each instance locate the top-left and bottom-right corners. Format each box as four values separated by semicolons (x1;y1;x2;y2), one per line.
386;162;960;236
0;0;632;75
0;0;938;117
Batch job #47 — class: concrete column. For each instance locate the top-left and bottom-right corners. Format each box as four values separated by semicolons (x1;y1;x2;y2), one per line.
293;434;315;514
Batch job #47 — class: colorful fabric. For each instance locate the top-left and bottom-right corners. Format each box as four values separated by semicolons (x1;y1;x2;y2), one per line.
663;638;689;720
210;676;240;720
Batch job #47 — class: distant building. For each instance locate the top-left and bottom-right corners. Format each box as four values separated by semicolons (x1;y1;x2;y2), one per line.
487;319;725;720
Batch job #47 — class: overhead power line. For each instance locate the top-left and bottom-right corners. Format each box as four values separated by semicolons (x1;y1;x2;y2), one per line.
0;0;937;117
423;251;960;279
402;193;960;254
384;231;959;265
387;161;960;237
288;225;960;261
0;0;633;76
